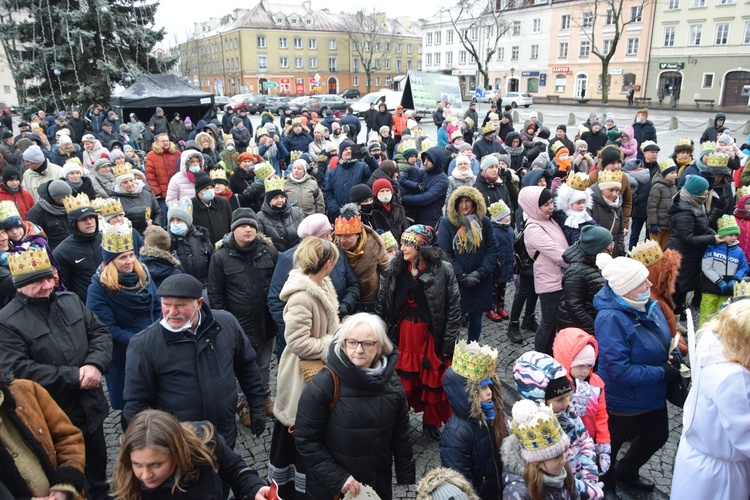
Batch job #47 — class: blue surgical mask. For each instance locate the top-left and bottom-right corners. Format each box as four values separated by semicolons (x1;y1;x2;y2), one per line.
635;290;650;301
170;222;188;236
201;189;215;202
226;145;234;151
189;166;201;174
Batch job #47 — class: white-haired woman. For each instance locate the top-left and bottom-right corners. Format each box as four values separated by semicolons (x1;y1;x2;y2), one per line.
294;313;415;499
285;158;325;217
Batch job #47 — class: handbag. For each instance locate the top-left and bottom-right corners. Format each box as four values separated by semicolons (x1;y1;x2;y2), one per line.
299;358;325;383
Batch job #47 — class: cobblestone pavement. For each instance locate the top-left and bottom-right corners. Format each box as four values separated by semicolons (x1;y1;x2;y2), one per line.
102;290;679;499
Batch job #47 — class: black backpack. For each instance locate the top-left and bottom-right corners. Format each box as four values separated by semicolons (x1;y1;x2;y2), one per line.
513;221;540;272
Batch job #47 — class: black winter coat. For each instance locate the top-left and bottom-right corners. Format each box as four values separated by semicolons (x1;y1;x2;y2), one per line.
25;183;70;250
556;243;605;334
0;291;112;433
170;225;213;286
122;304;265;449
207;233;278;345
191;196;233;246
472;174;511;210
53;224;103;302
632;120;658;156
588;185;625;257
472;137;505;160
373;110;394;132
229;168;252;201
256;200;303;252
666;192;716;293
295;346;415;500
581;129;607;156
377;253;462;359
115;188;163;226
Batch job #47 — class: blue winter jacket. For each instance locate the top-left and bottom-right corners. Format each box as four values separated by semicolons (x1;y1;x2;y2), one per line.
491;221;515;284
701;241;749;295
259;141;289;177
593;284;672;413
283;131;313;157
401;147;450;227
437;127;449;148
324;156;378;219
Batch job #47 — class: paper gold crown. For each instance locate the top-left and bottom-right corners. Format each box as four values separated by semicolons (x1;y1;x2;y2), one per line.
451;340;498;381
717;214;739;234
597;169;622;184
700;141;716;155
63;193;91;213
659;158;676;172
706;152;730;168
209;169;227;182
734;280;750;298
550;141;566;154
396;139;417;155
0;200;21;222
8;247;53;277
420;138;434;152
290;150;303;161
101;223;134;254
264;177;286;193
113;163;133;178
99;198;124;218
629;239;664;268
90;197;107;212
676;137;692;147
481;122;496;135
380;231;397;249
254;162;274;181
168;198;193;216
334;204;362;235
246;146;259;156
450;129;463;141
566;171;590;191
736;185;750;198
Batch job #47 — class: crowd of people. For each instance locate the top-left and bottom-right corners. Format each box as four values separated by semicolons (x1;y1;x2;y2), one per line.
0;100;749;500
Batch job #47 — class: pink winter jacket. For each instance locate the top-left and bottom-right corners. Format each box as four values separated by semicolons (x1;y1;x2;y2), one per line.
165;150;201;203
620;126;638;161
518;186;569;293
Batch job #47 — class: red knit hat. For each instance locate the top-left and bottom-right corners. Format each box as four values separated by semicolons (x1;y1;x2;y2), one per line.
372;178;393;197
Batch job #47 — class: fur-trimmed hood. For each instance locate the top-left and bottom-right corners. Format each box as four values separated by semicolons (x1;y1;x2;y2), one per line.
138;245;181;267
179;149;204;173
443;367;504;425
194;132;216;151
416;466;480;500
446;186;487;226
151;140;178;155
647;248;681;304
501;434;528;476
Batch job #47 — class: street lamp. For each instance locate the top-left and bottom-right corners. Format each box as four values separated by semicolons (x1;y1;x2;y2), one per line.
54;67;61;76
510;67;515;77
123;73;132;85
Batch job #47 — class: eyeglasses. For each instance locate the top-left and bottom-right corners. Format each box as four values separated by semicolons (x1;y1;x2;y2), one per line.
344;339;379;350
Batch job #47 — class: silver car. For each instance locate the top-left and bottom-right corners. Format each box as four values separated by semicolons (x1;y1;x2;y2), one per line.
501;92;534;108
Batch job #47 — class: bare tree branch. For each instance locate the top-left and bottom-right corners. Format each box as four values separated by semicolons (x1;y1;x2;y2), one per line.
343;10;401;93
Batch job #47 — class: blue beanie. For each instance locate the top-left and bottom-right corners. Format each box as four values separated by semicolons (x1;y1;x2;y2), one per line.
684;175;709;196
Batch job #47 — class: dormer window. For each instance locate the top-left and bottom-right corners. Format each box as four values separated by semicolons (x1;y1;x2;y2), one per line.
275;17;283;24
290;17;298;25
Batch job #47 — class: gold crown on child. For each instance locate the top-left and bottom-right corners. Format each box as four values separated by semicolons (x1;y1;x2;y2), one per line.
706;152;730;168
734;280;750;298
566;172;590;191
101;223;133;254
0;200;20;221
290;150;303;161
451;340;498;381
700;141;716;154
629;239;664;268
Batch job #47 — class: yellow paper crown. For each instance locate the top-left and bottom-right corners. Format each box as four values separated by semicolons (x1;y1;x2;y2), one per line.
254;162;274;181
450;129;463;141
63;193;91;213
488;200;510;219
101;222;134;254
451;340;498;381
420;138;435;152
112;163;133;178
246;146;259;156
659;158;676;172
290;150;303;161
566;172;590;191
676;137;692;147
0;200;21;222
168;198;193;217
598;169;622;185
381;231;397;249
706;152;730;168
90;197;107;212
736;185;750;198
99;198;124;218
209;169;228;182
397;139;417;155
629;239;664;268
8;247;53;277
700;141;716;154
481;122;495;135
264;177;286;193
734;280;750;298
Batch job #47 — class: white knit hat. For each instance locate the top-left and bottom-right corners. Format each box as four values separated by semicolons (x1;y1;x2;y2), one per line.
61;161;83;178
596;253;649;296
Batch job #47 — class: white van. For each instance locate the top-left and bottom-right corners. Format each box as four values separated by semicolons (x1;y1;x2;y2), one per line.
351;90;403;117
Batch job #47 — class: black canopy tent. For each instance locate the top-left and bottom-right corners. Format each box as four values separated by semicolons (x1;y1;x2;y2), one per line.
111;74;216;125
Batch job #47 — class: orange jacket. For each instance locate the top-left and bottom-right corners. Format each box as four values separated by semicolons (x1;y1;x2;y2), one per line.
392;106;409;137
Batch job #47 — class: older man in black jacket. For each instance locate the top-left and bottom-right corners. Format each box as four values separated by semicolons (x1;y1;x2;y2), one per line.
123;273;267;448
0;246;113;499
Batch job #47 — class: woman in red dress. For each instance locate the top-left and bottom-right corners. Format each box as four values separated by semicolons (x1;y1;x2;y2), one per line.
377;224;462;440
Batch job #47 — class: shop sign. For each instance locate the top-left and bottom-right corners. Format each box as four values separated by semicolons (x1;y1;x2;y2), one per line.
659;62;684;70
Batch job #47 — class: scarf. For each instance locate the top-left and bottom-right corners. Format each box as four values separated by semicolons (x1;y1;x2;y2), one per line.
218;187;234;200
479;379;495;422
38;198;67;216
563;208;594;228
734;208;750;220
287;173;309;184
557;157;572;171
603;195;621;208
66;179;83;189
452;213;483;254
541;467;569;489
680;188;707;211
696;156;709;172
361;355;388;376
452;167;474;182
505;144;525;156
264;142;278;159
343;230;367;267
676;156;693;167
481;170;498;183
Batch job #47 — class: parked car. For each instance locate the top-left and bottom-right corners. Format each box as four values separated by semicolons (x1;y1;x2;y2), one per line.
288;96;312;114
265;96;292;115
501;92;534;108
246;94;275;114
214;96;232;112
305;94;349;114
229;93;255;112
340;88;361;99
351;90;402;117
472;90;498;103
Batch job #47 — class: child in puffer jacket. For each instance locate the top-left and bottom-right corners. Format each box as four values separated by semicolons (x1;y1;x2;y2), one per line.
513;351;603;500
440;341;506;499
553;328;611;476
486;200;515;321
619;125;638;162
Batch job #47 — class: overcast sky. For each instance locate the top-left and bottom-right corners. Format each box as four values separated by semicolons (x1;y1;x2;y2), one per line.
155;0;448;47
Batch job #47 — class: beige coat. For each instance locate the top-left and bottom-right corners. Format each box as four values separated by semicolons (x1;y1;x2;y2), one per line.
23;162;62;202
285;174;325;217
347;225;391;303
274;269;339;427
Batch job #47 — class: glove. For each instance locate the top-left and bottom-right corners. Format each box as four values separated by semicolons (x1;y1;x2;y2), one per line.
501;168;513;183
359;146;370;158
571;379;591;418
662;362;680;382
338;303;351;318
417;184;426;192
649;225;661;234
550;176;563;194
719;280;734;295
249;410;266;437
461;271;481;287
596;443;612;474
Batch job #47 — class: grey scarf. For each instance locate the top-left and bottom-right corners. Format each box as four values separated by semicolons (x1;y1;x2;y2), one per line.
39;198;67;216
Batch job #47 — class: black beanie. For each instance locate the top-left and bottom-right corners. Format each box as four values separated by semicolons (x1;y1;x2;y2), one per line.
538;188;553;207
2;165;21;183
231;207;258;231
600;147;623;169
350;184;373;204
557;124;567;133
193;172;214;193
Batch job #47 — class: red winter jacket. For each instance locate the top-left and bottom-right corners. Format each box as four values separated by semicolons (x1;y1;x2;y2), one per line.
0;183;35;219
145;141;181;198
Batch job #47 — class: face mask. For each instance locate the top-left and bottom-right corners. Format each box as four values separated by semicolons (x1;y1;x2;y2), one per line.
201;189;215;201
634;290;650;301
360;203;373;214
159;306;197;333
226;145;234;151
636;117;643;123
189;166;201;174
377;192;392;204
170;222;188;236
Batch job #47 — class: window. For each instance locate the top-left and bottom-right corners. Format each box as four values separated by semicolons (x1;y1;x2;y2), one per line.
445;53;452;66
530;44;539;59
702;73;714;88
352;58;359;72
664;27;676;47
396;43;402;53
397;59;402;71
470;27;478;40
580;40;591;57
426;53;432;66
384;42;390;52
561;14;571;30
689;24;702;45
279;37;288;49
626;38;639;55
308;38;317;49
497;47;505;60
374;42;380;51
459;50;467;64
407;59;412;69
294;37;302;49
352;41;359;51
718;0;734;4
555;74;566;92
309;57;318;68
582;12;593;28
435;32;441;45
715;23;729;45
375;77;381;86
667;0;680;8
275;17;283;24
279;56;288;68
258;55;267;69
294;57;303;68
433;53;440;66
693;0;705;6
328;39;336;50
603;39;613;54
511;46;519;59
328;57;336;72
745;22;750;44
353;76;359;86
558;42;569;58
512;21;521;35
426;33;433;45
630;5;642;22
306;19;311;25
257;36;266;48
364;41;371;52
407;44;413;54
533;18;541;32
446;30;454;44
605;9;615;25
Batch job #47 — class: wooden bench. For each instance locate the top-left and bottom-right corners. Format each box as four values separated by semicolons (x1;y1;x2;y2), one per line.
634;97;652;107
694;99;715;110
540;95;560;104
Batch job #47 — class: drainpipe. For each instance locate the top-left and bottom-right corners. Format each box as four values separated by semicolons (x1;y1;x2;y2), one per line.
641;0;657;98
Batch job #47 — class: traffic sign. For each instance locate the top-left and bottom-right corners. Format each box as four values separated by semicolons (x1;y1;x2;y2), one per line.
263;81;278;89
